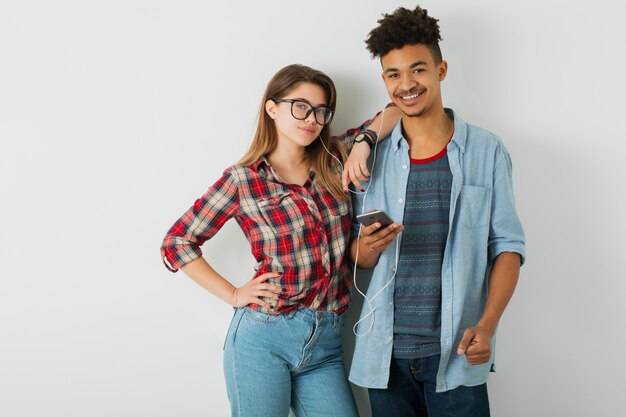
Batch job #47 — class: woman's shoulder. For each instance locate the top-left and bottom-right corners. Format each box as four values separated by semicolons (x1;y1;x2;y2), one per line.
222;164;244;183
223;161;266;182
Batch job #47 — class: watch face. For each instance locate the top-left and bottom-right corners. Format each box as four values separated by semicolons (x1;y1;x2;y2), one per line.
354;132;373;147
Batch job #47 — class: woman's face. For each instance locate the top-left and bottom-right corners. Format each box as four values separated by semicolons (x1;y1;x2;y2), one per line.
266;82;328;149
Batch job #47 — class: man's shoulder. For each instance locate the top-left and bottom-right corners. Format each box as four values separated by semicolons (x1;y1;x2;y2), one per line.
447;108;504;152
465;122;502;146
460;121;509;159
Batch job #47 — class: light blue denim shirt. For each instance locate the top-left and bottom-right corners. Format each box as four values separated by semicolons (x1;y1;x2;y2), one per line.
349;109;525;392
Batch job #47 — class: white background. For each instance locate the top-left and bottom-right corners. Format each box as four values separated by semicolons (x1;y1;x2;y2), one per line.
1;0;625;416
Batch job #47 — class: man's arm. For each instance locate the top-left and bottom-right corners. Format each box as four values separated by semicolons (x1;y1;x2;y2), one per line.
349;222;404;268
457;144;526;365
456;252;521;365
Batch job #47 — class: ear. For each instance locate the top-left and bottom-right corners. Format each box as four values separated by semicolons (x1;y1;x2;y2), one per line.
438;60;448;81
265;99;277;119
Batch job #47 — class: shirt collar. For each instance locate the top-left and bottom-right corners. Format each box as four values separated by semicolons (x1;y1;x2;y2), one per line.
250;156;316;185
389;108;467;154
250;156;271;175
447;108;467;154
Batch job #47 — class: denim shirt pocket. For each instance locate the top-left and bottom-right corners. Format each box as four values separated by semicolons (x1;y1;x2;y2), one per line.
458;185;492;228
256;191;306;236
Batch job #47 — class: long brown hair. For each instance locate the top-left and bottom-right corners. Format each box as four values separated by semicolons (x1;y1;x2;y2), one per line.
238;64;346;199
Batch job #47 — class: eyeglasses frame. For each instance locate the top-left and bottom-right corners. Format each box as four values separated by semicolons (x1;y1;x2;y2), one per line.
271;98;334;126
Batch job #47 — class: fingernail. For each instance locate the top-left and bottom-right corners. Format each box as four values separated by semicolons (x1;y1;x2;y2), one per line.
277;272;283;275
360;188;365;192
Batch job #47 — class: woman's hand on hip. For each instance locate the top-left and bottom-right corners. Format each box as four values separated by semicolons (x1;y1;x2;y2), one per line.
229;272;283;310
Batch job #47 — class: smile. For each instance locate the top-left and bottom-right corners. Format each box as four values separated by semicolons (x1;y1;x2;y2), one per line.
399;90;425;101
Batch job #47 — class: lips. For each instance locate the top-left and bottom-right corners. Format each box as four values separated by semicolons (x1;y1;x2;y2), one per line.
397;88;426;104
299;126;316;134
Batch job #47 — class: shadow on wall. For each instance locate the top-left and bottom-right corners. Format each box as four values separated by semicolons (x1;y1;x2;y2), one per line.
343;267;375;417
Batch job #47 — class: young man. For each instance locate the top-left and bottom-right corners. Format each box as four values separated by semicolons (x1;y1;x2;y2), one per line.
349;6;526;417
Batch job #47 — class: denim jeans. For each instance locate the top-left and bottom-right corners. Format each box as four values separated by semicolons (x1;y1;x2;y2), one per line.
368;356;490;417
223;307;358;417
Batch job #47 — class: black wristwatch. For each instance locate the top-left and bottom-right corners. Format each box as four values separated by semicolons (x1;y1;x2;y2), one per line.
354;129;377;148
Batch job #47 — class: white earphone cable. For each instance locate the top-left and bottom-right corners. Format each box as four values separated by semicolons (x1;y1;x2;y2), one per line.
319;108;401;337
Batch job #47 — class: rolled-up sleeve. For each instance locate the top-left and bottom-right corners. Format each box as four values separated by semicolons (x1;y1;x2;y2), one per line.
160;169;240;272
488;148;526;265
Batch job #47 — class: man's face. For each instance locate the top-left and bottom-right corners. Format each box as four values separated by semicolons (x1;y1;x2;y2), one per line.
380;43;447;118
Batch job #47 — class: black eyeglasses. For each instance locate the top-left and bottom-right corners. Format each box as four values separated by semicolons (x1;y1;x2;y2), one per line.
272;98;334;125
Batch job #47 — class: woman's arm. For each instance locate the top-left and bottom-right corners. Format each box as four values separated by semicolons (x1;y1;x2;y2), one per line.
337;104;402;192
160;172;239;272
160;169;283;309
181;257;282;310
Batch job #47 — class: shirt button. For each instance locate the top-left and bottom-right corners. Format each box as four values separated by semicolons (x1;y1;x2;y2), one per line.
391;267;396;273
402;165;408;170
388;336;393;342
398;198;403;203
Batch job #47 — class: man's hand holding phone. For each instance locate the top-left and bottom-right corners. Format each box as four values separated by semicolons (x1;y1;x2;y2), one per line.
352;210;404;268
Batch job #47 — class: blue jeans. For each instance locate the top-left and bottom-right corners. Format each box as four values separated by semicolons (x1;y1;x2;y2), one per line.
368;356;490;417
223;307;358;417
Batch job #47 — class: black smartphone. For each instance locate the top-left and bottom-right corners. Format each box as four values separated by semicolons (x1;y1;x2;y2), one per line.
355;210;395;228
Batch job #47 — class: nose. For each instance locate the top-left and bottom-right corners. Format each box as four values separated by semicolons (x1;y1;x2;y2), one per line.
304;110;317;125
399;73;417;93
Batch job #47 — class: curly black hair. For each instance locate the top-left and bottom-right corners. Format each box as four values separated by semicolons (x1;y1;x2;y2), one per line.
365;5;442;63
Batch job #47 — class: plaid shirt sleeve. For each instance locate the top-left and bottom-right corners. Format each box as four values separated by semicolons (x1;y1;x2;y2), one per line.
332;102;396;153
161;168;240;272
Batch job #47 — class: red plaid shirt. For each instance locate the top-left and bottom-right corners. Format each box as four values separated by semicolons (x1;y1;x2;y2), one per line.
161;157;354;314
160;106;391;313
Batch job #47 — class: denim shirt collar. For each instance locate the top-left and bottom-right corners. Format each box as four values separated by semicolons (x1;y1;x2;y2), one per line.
390;108;467;155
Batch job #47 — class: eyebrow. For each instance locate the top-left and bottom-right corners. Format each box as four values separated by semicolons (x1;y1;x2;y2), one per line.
383;60;428;74
289;97;328;107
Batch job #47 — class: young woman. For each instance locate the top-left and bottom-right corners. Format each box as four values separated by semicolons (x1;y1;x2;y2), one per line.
161;64;399;417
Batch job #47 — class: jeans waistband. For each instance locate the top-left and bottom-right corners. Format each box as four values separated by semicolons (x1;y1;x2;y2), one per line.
288;307;341;321
243;307;342;328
